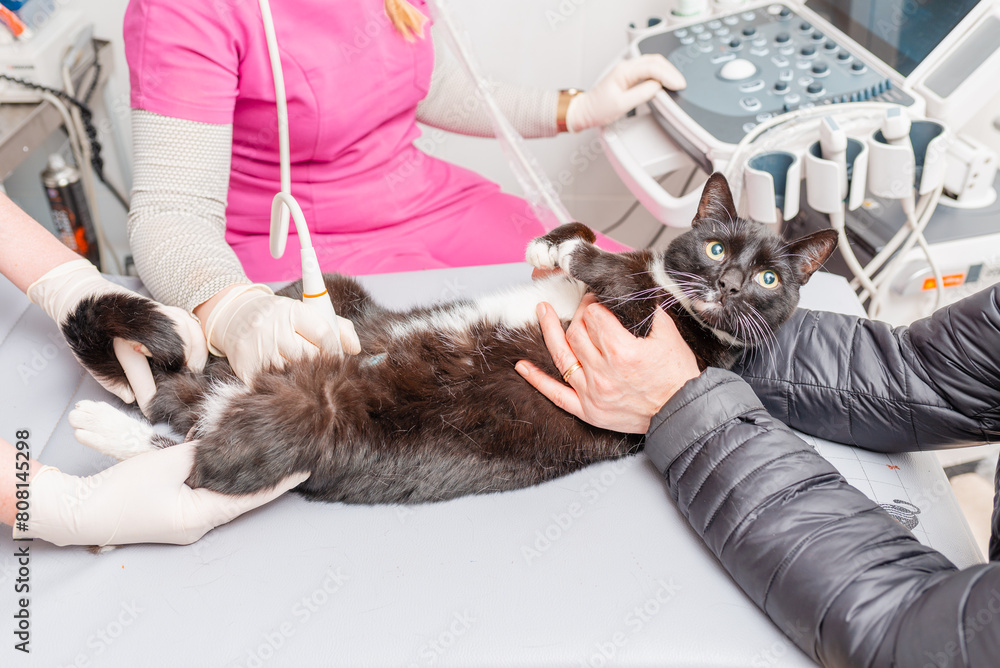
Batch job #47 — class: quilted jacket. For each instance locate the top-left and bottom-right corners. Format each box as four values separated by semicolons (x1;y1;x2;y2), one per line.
644;283;1000;667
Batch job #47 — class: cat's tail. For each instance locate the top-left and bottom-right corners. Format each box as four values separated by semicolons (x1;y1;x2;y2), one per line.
61;293;187;395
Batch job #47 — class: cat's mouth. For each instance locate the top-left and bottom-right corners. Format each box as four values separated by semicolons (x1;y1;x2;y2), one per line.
691;298;723;325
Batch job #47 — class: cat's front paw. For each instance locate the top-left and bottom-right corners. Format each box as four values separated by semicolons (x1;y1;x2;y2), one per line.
525;222;596;274
69;400;157;460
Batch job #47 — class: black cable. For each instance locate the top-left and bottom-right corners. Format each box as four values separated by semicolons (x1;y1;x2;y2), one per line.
600;170;689;236
645;165;701;249
0;69;128;211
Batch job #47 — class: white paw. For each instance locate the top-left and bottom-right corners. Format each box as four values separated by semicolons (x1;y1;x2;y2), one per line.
554;239;582;273
525;237;581;272
68;400;157;461
525;238;559;270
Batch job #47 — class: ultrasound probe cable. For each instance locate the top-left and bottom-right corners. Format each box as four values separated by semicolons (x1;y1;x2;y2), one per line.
257;0;342;332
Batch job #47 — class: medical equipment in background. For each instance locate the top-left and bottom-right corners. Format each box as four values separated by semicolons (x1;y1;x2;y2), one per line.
41;152;100;267
259;0;574;329
602;0;1000;325
0;7;126;273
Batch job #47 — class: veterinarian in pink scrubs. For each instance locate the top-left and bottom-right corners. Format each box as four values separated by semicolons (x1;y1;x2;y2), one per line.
123;0;685;383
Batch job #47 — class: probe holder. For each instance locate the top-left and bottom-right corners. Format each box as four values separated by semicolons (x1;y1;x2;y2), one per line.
805;137;868;214
869;120;948;198
743;151;801;225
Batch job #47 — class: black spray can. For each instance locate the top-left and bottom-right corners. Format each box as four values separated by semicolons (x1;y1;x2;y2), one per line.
41;154;100;268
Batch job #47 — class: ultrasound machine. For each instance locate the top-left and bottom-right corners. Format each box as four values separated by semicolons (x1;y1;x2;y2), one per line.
602;0;1000;325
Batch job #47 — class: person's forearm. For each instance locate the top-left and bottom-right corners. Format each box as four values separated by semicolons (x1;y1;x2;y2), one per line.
733;287;1000;452
0;437;42;526
646;368;999;667
0;193;81;293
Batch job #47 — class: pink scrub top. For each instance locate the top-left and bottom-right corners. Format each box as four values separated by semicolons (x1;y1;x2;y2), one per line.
124;0;622;282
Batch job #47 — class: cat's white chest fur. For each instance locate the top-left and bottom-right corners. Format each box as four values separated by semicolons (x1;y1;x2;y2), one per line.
387;274;586;339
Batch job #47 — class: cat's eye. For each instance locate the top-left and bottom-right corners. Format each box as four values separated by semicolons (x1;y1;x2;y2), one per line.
705;241;725;261
756;270;780;289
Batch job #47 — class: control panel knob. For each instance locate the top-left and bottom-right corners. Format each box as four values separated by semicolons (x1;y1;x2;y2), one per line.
775;32;790;43
811;32;825;41
851;61;865;71
824;41;837;50
800;21;811;31
812;63;829;75
801;45;816;56
774;81;789;92
778;7;791;18
806;82;823;94
719;58;758;80
742;26;757;37
729;38;742;48
837;51;851;61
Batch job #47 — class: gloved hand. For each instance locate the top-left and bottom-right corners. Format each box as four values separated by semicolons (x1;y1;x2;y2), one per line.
204;284;361;384
12;442;309;546
565;54;687;133
27;259;208;403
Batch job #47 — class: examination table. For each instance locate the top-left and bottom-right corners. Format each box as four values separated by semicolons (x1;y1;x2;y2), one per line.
0;264;983;667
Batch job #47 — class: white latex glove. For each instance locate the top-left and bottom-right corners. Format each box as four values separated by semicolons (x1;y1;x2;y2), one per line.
12;442;309;546
205;284;361;384
565;54;687;133
27;259;208;404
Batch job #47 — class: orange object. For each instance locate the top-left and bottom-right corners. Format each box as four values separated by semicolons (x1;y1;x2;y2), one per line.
922;274;965;291
0;5;27;38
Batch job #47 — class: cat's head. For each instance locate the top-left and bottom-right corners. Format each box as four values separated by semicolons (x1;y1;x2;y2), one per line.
662;173;837;346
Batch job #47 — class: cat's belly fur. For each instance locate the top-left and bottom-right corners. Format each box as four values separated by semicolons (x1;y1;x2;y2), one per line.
174;275;642;504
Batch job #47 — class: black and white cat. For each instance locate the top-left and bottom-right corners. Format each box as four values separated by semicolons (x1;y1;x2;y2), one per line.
64;174;836;504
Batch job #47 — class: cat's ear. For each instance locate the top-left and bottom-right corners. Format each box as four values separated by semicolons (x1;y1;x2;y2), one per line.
694;173;738;227
785;229;838;284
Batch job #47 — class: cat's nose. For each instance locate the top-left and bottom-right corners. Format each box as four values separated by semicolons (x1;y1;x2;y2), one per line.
718;269;743;295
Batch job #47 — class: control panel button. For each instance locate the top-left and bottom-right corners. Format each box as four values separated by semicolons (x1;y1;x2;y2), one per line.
739;97;763;111
715;27;730;36
697;42;713;53
775;32;790;43
719;58;758;80
806;82;824;94
742;11;756;21
710;53;736;64
800;45;816;57
750;47;769;57
779;68;794;81
851;61;867;73
774;80;789;93
723;15;739;25
675;28;688;38
739;79;766;92
811;32;825;41
708;20;722;29
729;38;742;48
837;51;852;61
771;55;790;68
680;35;695;45
824;41;838;52
812;63;830;76
799;21;812;32
698;32;712;41
742;26;757;37
691;24;705;33
785;93;801;104
778;7;791;18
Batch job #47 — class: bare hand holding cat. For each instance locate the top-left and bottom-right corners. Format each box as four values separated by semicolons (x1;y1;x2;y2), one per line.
516;294;701;433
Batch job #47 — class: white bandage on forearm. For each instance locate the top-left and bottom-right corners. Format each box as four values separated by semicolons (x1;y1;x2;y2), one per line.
128;110;251;313
417;52;559;138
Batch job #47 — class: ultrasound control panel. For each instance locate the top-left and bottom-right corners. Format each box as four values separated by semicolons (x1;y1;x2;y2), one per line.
636;3;917;147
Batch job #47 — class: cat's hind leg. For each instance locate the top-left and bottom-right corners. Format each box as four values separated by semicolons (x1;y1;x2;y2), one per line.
68;400;179;460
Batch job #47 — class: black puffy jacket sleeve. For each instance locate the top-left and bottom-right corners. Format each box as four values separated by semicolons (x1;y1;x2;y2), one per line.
645;367;1000;668
731;284;1000;452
